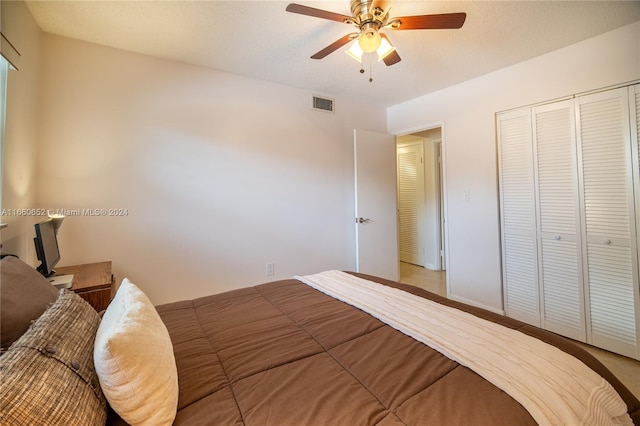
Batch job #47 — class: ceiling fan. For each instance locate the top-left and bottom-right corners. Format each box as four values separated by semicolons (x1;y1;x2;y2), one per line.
286;0;467;67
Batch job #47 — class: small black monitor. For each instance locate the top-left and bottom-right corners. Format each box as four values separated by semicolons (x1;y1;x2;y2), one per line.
34;219;61;277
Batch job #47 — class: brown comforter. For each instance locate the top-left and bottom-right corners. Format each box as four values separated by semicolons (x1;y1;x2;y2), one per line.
107;272;640;425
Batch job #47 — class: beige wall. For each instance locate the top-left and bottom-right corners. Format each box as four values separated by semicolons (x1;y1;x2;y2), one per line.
388;21;640;312
35;34;387;304
6;1;638;311
1;1;42;263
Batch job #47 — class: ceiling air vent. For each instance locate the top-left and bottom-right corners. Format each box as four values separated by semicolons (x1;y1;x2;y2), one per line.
312;95;335;113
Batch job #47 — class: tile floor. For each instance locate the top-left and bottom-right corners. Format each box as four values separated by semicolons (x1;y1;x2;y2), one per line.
399;261;447;297
399;261;640;400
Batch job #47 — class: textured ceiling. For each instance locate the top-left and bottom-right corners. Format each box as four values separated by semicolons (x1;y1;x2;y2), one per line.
25;1;640;107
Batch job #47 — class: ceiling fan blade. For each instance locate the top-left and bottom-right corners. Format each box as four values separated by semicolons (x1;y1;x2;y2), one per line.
286;3;351;23
311;33;358;59
382;50;401;66
390;12;466;30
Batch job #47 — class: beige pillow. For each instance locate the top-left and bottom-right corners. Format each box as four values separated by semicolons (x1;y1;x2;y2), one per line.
93;278;178;426
0;290;107;425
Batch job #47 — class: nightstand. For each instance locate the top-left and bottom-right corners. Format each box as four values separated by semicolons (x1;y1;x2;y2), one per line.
56;261;115;312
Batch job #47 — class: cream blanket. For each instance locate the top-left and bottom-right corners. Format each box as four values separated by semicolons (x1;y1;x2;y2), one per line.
295;270;632;426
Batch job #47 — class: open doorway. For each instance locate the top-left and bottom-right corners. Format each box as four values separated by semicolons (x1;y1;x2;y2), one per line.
396;127;446;297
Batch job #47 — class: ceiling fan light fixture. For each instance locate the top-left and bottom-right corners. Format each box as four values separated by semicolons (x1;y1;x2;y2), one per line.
376;35;396;62
346;35;395;63
345;40;365;62
358;25;381;53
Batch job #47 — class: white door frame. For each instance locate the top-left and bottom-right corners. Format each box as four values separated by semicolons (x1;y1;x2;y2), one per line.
392;122;450;294
434;139;444;271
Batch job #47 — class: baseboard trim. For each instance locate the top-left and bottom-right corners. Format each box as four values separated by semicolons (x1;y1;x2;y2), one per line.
448;293;505;316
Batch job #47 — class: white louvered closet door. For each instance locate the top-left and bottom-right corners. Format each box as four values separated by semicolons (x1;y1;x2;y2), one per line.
532;101;586;341
576;87;639;358
630;84;640;357
397;142;425;266
498;109;540;326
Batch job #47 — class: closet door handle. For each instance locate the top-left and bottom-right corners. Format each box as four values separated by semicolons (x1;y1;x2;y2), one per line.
603;238;611;245
554;235;561;240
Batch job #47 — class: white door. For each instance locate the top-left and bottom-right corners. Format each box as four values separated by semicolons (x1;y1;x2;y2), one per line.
576;87;638;358
354;129;399;281
497;108;541;327
397;141;425;266
532;100;585;341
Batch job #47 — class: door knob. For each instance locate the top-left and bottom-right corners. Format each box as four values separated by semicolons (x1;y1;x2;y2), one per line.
358;217;371;223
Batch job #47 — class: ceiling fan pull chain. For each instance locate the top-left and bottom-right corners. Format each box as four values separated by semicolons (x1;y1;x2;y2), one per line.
357;53;373;82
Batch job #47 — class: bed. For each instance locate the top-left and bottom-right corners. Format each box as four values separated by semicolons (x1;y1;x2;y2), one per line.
1;256;639;425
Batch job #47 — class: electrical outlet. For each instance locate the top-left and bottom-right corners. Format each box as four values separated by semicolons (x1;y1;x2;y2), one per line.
463;189;470;202
266;262;275;276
